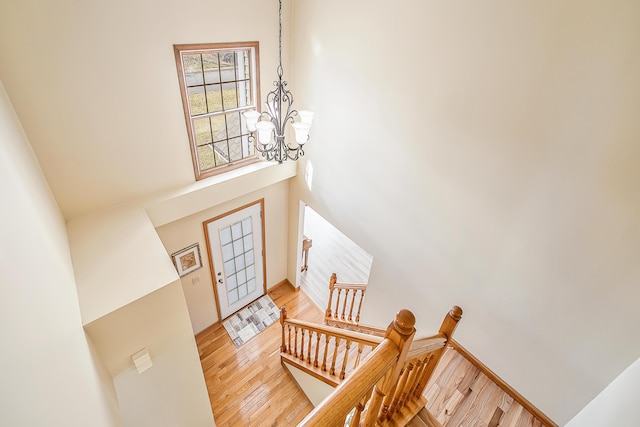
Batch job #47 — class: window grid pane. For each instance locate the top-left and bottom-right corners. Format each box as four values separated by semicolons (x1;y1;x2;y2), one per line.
178;44;259;177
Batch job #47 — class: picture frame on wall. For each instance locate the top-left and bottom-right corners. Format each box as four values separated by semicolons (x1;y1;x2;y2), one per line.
171;243;203;277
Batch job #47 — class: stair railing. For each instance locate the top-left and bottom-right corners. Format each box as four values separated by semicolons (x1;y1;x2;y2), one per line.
297;306;463;427
380;306;463;424
298;308;417;427
325;273;367;328
281;307;383;385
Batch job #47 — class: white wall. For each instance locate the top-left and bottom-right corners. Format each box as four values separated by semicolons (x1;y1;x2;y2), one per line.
0;82;121;426
288;1;640;424
67;206;180;325
565;356;640;427
0;0;291;219
85;282;215;427
155;181;290;333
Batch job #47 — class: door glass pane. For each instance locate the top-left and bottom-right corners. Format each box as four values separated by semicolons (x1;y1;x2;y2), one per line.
237;269;247;286
228;288;239;304
232;222;243;240
224;259;235;275
220;227;232;245
235;255;245;271
243;235;253;250
222;243;234;262
238;283;247;298
247;278;256;293
218;213;259;308
245;249;254;266
242;218;252;235
233;239;243;256
227;273;237;288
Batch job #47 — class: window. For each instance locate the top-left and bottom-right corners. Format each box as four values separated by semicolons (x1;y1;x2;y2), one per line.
174;42;261;180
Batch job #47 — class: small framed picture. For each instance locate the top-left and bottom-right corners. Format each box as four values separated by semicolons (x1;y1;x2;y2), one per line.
171;243;203;277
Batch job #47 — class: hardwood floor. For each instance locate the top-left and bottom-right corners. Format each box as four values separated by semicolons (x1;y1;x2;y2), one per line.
196;283;323;427
196;283;551;427
300;205;373;311
425;347;549;427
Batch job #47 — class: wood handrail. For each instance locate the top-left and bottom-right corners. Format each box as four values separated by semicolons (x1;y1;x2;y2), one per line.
406;334;447;359
326;273;367;325
283;317;383;348
333;282;368;290
297;340;399;426
298;306;462;426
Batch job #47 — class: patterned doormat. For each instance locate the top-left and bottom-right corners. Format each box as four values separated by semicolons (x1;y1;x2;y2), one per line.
222;295;280;347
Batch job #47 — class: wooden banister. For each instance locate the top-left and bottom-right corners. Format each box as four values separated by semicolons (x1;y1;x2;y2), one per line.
325;273;367;328
294;306;463;427
298;309;416;427
298;340;398;426
282;307;384;386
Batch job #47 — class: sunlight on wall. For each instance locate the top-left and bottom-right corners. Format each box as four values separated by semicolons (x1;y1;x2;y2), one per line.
305;160;314;191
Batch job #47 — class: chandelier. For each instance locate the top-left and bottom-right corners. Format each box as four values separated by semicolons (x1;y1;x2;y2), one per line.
243;0;314;163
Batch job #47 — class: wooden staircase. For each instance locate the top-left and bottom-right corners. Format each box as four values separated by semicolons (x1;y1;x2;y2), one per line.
280;274;557;427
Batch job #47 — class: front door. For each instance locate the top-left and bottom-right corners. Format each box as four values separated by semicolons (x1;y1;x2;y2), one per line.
204;200;266;320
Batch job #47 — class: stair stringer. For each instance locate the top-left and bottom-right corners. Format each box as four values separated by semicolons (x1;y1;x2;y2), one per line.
282;358;336;407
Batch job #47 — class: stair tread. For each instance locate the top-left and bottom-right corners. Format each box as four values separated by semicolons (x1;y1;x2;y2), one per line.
417;407;443;427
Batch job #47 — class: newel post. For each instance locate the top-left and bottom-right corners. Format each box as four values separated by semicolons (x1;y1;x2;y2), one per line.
414;306;463;398
363;309;416;426
280;306;288;353
325;273;337;321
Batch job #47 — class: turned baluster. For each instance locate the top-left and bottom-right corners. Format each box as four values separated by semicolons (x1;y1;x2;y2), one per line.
349;393;370;427
355;290;365;324
330;336;341;376
412;354;431;398
397;362;415;408
299;329;306;361
314;332;321;368
325;273;337;321
341;289;349;321
380;366;404;422
406;357;425;400
307;330;313;364
415;306;463;398
280;306;287;352
287;325;292;355
363;309;416;426
340;340;352;380
353;342;364;370
294;326;299;358
321;334;330;371
348;289;357;321
334;288;342;321
385;365;409;420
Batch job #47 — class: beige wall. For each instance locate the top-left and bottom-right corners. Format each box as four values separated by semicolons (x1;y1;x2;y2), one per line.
156;181;290;333
0;0;290;220
85;282;215;427
0;82;121;426
566;355;640;426
288;0;640;424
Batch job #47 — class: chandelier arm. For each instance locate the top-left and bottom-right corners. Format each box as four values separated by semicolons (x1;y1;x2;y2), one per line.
246;0;310;164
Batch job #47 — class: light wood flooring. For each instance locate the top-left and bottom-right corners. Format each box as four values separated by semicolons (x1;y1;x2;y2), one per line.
299;205;373;310
195;283;323;427
425;347;549;427
196;283;551;427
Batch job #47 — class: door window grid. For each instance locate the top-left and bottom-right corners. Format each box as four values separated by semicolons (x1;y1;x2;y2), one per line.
220;217;257;305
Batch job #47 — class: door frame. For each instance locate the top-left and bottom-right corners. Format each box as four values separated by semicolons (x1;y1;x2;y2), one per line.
202;198;267;321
